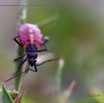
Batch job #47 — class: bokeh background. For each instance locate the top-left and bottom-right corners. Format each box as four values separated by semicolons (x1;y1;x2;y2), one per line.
0;0;104;103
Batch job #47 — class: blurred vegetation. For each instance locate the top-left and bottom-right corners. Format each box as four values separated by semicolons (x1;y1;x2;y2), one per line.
0;0;104;103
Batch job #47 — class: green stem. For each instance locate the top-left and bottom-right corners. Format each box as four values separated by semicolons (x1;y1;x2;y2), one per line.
14;0;27;91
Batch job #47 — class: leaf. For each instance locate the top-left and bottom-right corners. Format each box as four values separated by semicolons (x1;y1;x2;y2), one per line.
2;83;13;103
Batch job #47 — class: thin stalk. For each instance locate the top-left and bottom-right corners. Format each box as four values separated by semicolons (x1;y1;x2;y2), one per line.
14;0;27;91
18;63;29;94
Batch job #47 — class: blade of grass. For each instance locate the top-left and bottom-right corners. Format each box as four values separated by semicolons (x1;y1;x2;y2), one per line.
55;58;64;99
56;59;64;94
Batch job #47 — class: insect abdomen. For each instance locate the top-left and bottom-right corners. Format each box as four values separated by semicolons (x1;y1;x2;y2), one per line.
19;24;43;47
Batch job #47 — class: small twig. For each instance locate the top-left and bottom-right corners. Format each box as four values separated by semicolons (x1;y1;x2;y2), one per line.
14;92;25;103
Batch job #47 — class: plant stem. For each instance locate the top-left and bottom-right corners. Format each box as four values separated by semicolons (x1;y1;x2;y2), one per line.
18;63;28;94
14;0;27;91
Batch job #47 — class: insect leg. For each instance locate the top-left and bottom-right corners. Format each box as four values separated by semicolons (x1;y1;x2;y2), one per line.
36;58;59;66
13;36;23;48
29;68;37;72
42;36;49;46
18;58;27;69
37;37;49;52
34;65;38;72
14;54;26;61
28;65;37;72
37;46;48;52
13;58;27;75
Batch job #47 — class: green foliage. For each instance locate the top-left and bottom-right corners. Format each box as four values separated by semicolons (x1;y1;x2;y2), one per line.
2;83;13;103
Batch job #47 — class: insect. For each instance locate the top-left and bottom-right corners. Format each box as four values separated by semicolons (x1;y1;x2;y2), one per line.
6;23;58;82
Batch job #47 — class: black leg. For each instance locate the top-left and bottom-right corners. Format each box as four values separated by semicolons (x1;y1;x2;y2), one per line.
27;65;38;72
37;38;48;52
13;61;28;75
14;54;26;61
13;58;27;75
36;58;59;66
37;46;48;52
41;37;49;46
13;36;23;48
34;65;38;72
18;58;27;69
29;68;37;72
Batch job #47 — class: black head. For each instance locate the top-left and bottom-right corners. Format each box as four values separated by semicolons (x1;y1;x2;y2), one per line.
29;58;36;66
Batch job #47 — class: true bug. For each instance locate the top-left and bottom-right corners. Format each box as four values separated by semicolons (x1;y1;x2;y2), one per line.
6;23;58;82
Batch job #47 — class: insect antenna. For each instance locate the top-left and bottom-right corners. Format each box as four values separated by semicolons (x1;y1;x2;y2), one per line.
36;58;59;66
5;68;29;82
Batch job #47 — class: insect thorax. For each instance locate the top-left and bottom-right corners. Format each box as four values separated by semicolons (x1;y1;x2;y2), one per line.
26;43;38;66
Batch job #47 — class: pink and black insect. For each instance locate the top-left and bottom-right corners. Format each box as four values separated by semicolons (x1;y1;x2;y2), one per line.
6;23;58;82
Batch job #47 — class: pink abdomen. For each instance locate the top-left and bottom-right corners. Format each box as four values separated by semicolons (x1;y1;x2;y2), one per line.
18;23;43;47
